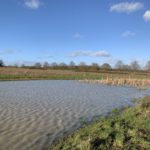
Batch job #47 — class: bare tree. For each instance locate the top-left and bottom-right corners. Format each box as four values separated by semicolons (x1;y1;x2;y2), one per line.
51;62;58;67
79;61;86;66
91;62;99;71
0;59;4;67
43;61;49;69
79;62;87;71
14;63;18;68
34;62;42;68
21;64;26;68
122;64;131;70
130;61;140;70
69;61;76;70
145;61;150;71
91;62;99;67
115;60;124;69
58;62;68;69
101;63;111;70
69;61;75;67
59;62;67;67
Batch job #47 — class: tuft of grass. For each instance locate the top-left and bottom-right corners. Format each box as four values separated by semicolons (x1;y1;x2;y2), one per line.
51;97;150;150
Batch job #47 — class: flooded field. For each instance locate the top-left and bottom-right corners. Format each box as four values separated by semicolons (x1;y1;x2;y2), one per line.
0;80;149;150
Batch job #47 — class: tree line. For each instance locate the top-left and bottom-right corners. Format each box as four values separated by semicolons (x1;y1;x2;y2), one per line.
1;59;150;71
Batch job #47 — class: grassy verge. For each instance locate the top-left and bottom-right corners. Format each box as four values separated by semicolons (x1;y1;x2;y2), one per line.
51;97;150;150
0;67;150;80
0;73;102;80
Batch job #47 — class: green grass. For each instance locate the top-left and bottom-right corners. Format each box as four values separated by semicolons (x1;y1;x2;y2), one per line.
1;67;150;81
0;73;102;80
51;97;150;150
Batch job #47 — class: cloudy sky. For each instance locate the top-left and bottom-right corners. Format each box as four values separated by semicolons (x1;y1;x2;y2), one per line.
0;0;150;65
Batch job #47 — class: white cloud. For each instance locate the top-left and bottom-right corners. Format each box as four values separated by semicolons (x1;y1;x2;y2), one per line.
70;50;110;57
122;31;135;37
24;0;43;9
73;32;83;39
143;10;150;22
110;2;143;14
91;51;110;57
70;51;90;57
0;49;14;55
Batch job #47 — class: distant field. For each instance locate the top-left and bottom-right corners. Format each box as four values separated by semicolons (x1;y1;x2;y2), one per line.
0;67;150;80
0;67;102;80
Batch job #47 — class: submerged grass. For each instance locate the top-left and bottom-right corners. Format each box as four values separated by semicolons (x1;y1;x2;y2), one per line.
51;97;150;150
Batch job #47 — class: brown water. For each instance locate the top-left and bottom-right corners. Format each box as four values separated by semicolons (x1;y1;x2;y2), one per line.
0;80;149;150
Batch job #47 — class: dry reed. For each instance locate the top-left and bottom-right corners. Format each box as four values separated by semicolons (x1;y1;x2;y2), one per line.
80;78;150;90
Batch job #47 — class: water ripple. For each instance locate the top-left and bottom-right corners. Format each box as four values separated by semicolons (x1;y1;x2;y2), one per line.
0;80;149;150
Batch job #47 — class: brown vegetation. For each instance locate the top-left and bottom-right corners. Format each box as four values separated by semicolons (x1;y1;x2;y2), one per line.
0;67;150;81
80;77;150;89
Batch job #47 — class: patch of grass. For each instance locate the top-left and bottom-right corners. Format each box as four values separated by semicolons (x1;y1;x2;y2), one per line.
0;68;103;80
51;97;150;150
0;73;102;80
0;67;150;80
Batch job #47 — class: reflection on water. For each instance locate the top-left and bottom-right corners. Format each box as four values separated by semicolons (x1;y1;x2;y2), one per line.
0;80;149;150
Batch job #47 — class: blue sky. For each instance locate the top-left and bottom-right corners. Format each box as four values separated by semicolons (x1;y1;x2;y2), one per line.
0;0;150;66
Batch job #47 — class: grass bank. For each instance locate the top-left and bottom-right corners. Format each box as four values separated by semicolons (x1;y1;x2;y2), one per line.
0;68;103;80
0;74;102;80
1;67;150;80
51;97;150;150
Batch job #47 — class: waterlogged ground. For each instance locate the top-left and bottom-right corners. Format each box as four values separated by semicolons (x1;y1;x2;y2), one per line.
0;80;149;150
